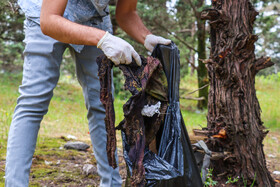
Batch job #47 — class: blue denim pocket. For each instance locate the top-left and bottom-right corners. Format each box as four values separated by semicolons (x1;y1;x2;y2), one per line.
23;26;55;72
24;41;54;56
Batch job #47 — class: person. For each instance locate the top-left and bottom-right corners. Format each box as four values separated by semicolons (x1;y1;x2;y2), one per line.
5;0;171;186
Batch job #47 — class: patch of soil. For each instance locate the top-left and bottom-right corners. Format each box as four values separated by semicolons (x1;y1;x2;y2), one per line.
27;141;128;186
0;137;128;187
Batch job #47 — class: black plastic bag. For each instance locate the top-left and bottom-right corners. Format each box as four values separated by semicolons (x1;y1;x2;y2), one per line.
122;43;203;187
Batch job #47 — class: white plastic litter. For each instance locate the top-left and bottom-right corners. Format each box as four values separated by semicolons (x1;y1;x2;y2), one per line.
268;154;276;158
44;160;52;165
141;101;161;117
67;134;77;140
273;171;280;175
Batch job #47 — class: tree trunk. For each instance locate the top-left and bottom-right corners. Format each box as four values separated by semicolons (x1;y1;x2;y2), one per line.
190;22;196;76
109;0;118;35
201;0;275;186
196;1;209;110
196;18;209;109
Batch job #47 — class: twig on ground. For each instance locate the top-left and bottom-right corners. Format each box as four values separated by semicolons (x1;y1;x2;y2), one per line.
180;96;205;101
185;84;210;95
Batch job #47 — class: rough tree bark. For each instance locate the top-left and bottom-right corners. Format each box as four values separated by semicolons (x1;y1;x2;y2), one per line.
201;0;275;186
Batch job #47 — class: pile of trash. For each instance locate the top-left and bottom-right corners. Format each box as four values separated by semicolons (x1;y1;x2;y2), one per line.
97;43;203;187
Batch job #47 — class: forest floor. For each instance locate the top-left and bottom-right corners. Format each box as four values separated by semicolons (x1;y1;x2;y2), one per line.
0;73;279;186
0;131;279;186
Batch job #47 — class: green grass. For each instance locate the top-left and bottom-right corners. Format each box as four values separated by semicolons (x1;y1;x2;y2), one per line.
255;73;280;130
0;73;20;151
180;74;208;130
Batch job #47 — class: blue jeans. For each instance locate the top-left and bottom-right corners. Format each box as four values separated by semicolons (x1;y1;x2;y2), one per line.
5;19;122;187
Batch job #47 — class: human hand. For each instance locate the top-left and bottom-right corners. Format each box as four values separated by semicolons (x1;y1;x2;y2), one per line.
144;34;172;52
97;31;141;66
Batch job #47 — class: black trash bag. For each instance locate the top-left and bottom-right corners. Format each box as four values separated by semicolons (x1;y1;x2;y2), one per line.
122;43;203;187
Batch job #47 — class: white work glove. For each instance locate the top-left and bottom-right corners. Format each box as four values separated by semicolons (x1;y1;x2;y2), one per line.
97;31;141;66
144;34;172;52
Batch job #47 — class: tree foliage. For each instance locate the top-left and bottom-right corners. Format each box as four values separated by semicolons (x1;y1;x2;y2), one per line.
0;0;24;72
254;0;280;74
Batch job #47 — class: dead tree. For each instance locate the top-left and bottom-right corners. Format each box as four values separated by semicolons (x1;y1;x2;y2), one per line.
201;0;275;186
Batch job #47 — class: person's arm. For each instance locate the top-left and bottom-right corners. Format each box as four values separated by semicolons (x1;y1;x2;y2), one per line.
40;0;105;46
40;0;141;65
116;0;171;52
116;0;150;44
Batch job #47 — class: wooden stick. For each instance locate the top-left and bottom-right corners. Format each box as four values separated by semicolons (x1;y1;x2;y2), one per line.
180;96;205;101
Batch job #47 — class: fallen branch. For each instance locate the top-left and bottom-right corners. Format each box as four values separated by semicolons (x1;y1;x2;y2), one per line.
186;84;209;95
189;135;206;144
193;129;209;136
180;96;205;101
211;151;231;161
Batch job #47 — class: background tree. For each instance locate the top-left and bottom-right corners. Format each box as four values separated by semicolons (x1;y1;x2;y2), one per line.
0;0;24;72
254;1;280;75
201;0;275;186
180;0;210;109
